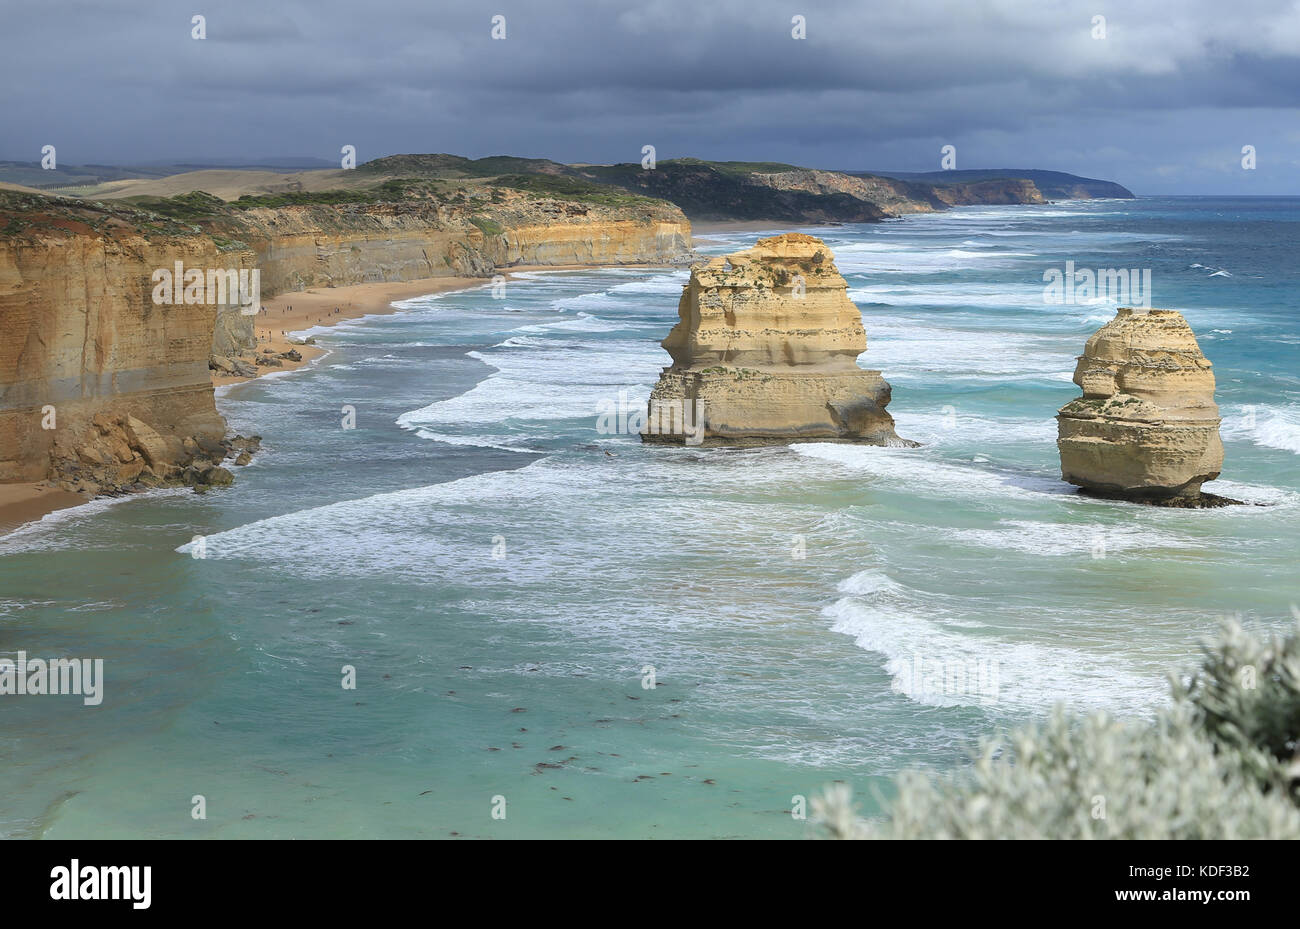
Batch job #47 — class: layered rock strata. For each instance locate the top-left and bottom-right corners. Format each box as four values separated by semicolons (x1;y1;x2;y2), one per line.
642;233;909;446
749;169;1047;214
0;189;691;494
1057;308;1231;505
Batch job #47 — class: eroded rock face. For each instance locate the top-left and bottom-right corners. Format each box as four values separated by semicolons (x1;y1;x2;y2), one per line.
1057;308;1227;504
643;233;909;445
51;411;261;497
0;189;690;492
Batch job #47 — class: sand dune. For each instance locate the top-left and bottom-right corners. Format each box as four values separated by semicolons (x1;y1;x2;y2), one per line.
99;167;362;201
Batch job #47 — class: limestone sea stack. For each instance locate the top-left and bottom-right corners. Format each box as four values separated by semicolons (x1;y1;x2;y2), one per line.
1057;307;1233;506
642;233;909;446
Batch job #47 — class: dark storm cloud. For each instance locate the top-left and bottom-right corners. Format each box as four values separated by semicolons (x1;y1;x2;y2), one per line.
4;0;1300;192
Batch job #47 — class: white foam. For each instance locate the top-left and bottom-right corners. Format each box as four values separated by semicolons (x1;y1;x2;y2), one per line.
0;488;194;554
891;410;1058;445
825;569;1167;711
607;274;688;295
397;336;663;431
1200;479;1299;507
512;312;621;334
411;429;541;454
946;519;1197;556
862;316;1078;382
1221;404;1300;456
789;442;1070;501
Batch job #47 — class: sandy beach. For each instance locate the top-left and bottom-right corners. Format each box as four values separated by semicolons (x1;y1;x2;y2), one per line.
0;263;679;535
214;265;678;387
213;275;489;387
0;482;86;535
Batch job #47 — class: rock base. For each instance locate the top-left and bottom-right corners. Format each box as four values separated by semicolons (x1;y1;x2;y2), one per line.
642;367;911;446
51;413;262;498
1074;486;1245;508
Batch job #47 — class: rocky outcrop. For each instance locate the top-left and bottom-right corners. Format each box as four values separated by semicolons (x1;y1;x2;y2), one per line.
643;233;909;446
0;188;691;494
862;169;1134;201
50;412;257;496
926;178;1046;206
749;169;948;215
1057;308;1231;505
568;161;889;224
749;170;1047;214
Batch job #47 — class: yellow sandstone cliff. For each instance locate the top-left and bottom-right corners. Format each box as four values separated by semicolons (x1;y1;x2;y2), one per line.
643;233;909;445
1057;308;1228;505
0;190;691;492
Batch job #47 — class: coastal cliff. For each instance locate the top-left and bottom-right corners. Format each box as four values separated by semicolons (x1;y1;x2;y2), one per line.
643;233;908;445
225;190;689;294
0;186;691;492
1057;308;1228;505
567;159;1051;222
863;168;1135;201
748;169;1046;213
0;199;253;487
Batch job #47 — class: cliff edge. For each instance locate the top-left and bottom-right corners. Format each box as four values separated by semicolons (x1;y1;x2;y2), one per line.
0;184;691;496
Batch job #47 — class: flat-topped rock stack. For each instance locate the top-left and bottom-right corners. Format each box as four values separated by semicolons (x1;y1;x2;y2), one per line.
1057;307;1233;506
642;233;909;446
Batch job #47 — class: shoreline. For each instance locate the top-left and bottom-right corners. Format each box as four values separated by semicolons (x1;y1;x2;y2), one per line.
0;483;86;535
211;275;489;387
214;262;690;388
0;261;690;535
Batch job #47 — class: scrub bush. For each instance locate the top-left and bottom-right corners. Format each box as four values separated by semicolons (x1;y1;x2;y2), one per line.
817;621;1300;839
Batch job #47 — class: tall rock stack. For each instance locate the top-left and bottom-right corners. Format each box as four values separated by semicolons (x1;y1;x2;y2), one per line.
642;233;909;446
1057;308;1230;505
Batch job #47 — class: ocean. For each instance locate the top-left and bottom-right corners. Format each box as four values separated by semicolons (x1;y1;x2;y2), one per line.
2;196;1297;838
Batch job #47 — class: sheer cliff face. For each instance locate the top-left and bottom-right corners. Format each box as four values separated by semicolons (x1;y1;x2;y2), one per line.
928;179;1045;206
749;170;946;215
227;193;690;294
1057;308;1224;502
0;223;247;482
645;233;909;446
0;191;691;486
748;170;1047;215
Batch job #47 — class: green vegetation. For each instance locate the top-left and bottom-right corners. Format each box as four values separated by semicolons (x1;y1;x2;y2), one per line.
355;153;566;179
0;189;193;240
491;173;661;207
371;177;444;198
469;216;504;238
121;190;226;221
666;157;800;177
209;234;250;252
230;189;377;209
816;620;1300;838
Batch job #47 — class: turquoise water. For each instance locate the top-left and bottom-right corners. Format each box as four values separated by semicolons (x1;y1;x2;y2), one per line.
3;197;1298;838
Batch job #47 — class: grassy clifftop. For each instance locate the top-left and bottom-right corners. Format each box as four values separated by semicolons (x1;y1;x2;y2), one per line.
0;153;1135;229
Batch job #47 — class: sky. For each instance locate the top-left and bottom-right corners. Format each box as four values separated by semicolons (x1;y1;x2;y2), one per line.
4;0;1300;193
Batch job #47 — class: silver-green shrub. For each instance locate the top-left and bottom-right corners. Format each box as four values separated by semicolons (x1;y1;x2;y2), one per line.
816;621;1300;839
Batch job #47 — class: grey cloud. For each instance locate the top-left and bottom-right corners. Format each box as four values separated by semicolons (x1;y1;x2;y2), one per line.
3;0;1299;192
